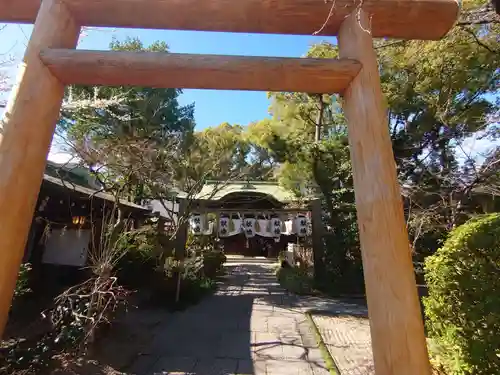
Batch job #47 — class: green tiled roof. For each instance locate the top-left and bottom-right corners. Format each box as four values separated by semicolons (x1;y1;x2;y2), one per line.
194;181;296;203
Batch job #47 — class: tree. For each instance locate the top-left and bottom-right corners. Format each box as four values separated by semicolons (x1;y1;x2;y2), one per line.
58;39;254;274
245;0;499;287
59;37;195;203
54;37;197;273
376;0;499;254
0;25;13;108
178;123;250;184
243;42;362;291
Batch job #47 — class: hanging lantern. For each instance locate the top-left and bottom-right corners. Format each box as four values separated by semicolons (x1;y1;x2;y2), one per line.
219;217;229;237
266;219;272;233
256;218;272;237
271;218;282;238
189;214;202;235
257;219;270;234
243;218;256;238
295;214;309;237
72;216;86;226
228;218;235;232
284;219;294;235
229;214;242;236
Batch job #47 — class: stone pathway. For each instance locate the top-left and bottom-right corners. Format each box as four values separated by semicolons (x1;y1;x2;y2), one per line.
126;258;331;375
95;257;374;375
311;314;374;375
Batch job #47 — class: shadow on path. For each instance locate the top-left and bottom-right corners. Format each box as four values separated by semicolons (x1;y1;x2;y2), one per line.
91;259;365;374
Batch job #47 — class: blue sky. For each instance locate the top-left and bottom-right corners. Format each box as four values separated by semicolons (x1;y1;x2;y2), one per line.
1;23;496;164
0;24;338;129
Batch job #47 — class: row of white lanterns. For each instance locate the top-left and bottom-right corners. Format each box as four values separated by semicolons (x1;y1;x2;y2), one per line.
189;214;310;238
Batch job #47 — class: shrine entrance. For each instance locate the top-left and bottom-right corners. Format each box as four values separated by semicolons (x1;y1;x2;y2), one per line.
187;181;315;259
0;1;459;373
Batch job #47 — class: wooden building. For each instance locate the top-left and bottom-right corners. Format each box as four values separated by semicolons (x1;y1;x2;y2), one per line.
24;162;150;272
188;181;314;258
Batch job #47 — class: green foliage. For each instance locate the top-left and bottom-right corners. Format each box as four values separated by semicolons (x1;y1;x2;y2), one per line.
179;122;275;184
321;218;364;295
14;263;32;299
116;231;223;311
186;234;227;278
202;251;227;279
377;3;499;238
118;221;169;260
251;42;363;294
141;257;216;311
423;213;500;374
168;276;216;311
59;36;195;204
276;266;313;295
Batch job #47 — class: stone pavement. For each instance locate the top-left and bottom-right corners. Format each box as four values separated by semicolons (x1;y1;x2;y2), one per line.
104;257;375;375
126;257;331;375
311;314;374;375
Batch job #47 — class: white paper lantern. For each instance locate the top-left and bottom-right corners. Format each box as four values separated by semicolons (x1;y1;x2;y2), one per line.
219;217;230;237
243;218;256;238
189;214;202;235
295;215;308;237
271;218;282;238
284;220;294;235
231;218;242;236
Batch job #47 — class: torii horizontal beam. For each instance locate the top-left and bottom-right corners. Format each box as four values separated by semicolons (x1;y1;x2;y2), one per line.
0;0;458;40
39;49;361;93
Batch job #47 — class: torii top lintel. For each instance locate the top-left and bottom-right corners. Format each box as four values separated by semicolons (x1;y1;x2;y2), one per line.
1;0;459;40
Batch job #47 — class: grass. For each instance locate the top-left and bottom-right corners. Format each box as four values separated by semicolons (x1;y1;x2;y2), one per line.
305;312;341;375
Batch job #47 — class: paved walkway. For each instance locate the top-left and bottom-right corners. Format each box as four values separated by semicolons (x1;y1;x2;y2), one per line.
126;258;331;375
93;257;373;375
311;314;374;375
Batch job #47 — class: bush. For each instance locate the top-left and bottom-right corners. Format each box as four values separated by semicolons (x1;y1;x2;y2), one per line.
276;266;313;295
144;265;216;310
203;251;226;279
116;250;158;288
423;213;500;375
186;234;226;279
14;263;32;299
2;276;129;373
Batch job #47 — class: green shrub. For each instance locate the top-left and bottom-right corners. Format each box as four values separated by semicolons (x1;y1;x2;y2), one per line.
276;266;313;295
14;263;32;299
144;266;216;311
203;251;226;279
423;213;500;375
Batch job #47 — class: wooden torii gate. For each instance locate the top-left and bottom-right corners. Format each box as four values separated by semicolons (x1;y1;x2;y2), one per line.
0;1;458;373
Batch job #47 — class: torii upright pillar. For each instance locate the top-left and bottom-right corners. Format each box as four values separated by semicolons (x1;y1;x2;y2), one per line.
339;10;431;375
0;0;80;336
